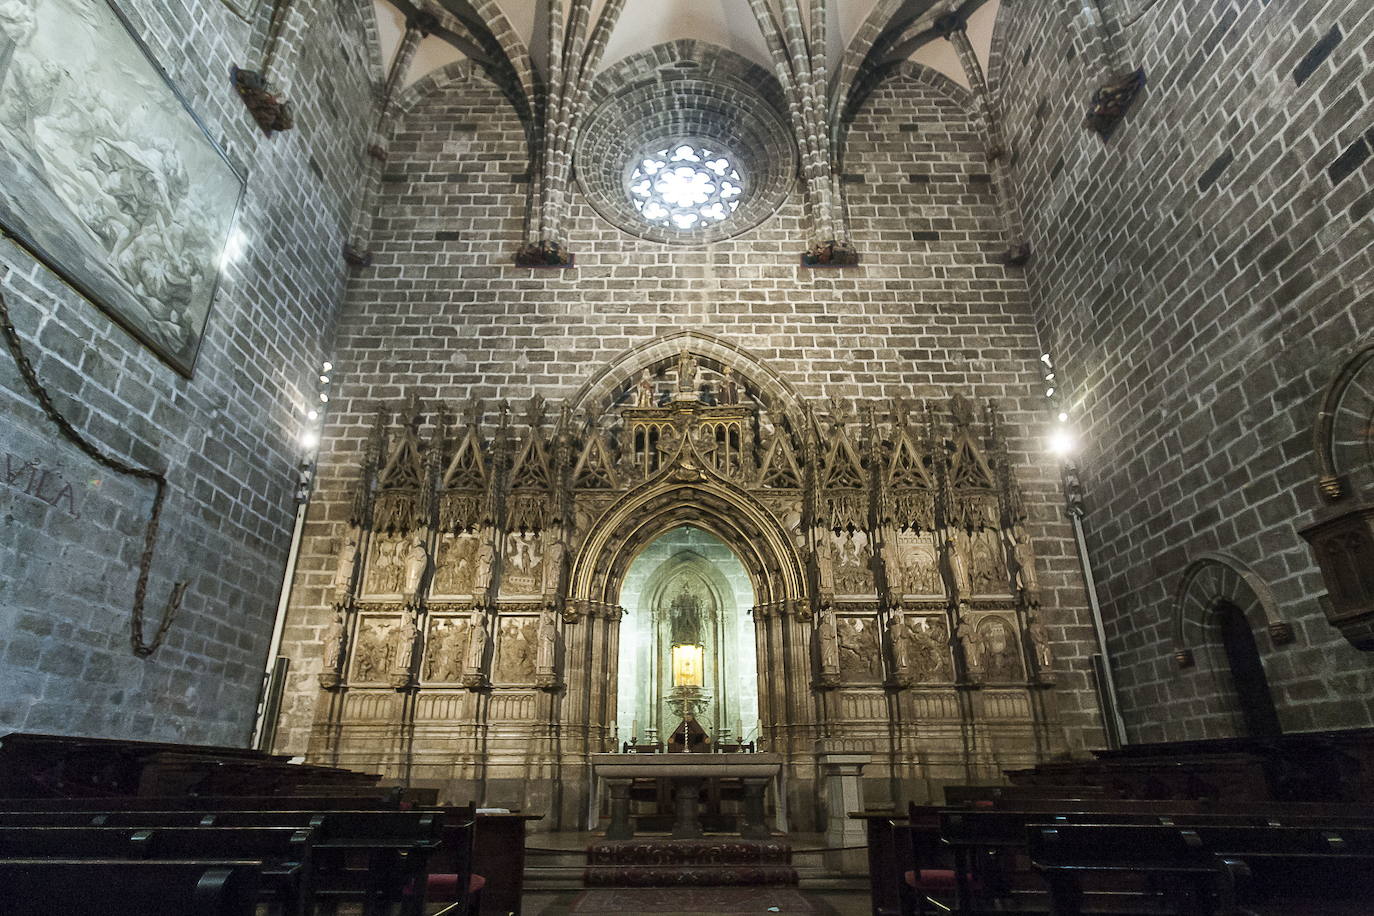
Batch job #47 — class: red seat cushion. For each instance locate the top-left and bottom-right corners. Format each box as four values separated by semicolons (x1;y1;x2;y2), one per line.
904;868;980;892
422;873;486;900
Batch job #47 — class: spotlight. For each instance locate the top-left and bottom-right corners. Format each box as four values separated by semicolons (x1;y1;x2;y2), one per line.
1046;387;1055;397
1040;353;1053;365
320;375;330;384
301;430;320;450
322;362;333;372
1058;412;1068;422
1049;429;1076;456
319;393;329;402
307;410;319;421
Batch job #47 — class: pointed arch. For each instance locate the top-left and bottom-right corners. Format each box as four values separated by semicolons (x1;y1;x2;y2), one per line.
568;478;806;611
1171;553;1289;656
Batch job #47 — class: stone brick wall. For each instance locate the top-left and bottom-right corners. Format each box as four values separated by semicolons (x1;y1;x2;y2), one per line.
274;62;1108;759
991;0;1374;741
0;0;379;744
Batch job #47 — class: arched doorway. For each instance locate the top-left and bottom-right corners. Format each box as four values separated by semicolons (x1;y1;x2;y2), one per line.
616;525;760;747
1215;599;1282;738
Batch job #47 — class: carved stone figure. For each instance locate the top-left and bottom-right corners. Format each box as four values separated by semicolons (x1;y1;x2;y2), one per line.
423;618;468;682
812;527;836;597
1010;526;1041;607
464;614;489;678
720;366;739;405
322;608;346;671
635;369;655;407
1027;613;1054;672
976;615;1021;682
967;530;1009;595
920;619;954;682
834;529;873;595
675;350;699;393
496;617;537;682
897;531;940;595
542;524;565;596
435;531;479;595
364;535;405;595
474;535;496;593
352;620;395;682
817;606;840;673
333;533;359;597
941;538;971;597
537;605;558;672
955;604;979;675
403;532;428;598
393;607;420;674
838;617;880;680
503;530;544;596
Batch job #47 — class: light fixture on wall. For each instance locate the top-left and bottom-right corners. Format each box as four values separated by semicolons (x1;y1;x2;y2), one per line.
296;359;334;503
1041;353;1077;460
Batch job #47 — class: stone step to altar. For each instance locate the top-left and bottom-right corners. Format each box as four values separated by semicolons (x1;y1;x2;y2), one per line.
587;838;793;866
582;838;798;887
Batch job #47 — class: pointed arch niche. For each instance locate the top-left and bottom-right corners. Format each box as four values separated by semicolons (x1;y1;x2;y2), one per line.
616;526;760;746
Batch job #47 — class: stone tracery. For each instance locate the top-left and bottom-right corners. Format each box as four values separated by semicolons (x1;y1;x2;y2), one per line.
308;349;1069;825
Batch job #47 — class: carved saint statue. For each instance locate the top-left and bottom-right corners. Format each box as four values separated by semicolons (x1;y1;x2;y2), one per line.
955;604;979;674
465;613;489;675
675;350;699;393
1010;526;1041;607
635;370;656;407
817;606;840;673
669;583;705;646
403;532;428;598
977;616;1021;681
334;533;359;596
322;608;347;671
537;605;558;672
393;607;420;673
719;366;739;405
1027;612;1054;671
474;536;496;593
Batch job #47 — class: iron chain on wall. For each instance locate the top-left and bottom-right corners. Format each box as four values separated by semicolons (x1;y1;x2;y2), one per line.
0;289;186;656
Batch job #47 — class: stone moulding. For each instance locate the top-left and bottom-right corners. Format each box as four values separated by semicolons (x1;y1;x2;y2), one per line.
1311;341;1374;504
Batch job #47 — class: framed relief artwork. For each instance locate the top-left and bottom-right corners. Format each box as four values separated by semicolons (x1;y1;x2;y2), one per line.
0;0;246;376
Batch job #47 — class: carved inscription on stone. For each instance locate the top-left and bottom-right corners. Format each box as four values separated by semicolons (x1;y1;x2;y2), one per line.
495;616;538;683
351;617;396;682
3;452;82;517
423;617;470;682
838;616;881;682
363;534;406;595
433;530;480;596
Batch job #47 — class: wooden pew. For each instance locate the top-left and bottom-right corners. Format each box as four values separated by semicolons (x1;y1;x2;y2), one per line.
0;825;313;915
1030;824;1374;915
0;794;405;812
943;784;1105;807
0;859;262;916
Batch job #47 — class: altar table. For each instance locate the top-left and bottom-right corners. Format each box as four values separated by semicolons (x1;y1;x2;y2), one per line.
588;752;785;839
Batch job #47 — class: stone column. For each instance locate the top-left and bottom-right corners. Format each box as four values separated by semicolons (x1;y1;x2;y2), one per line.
671;778;704;839
740;776;772;839
821;753;871;874
604;778;634;840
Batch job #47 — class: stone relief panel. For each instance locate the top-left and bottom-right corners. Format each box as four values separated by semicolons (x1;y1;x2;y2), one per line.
965;614;1023;682
423;616;470;683
494;616;538;684
892;615;953;683
838;616;882;682
433;531;481;597
893;530;942;597
833;529;874;597
362;534;406;597
501;531;544;598
351;615;397;683
957;529;1010;596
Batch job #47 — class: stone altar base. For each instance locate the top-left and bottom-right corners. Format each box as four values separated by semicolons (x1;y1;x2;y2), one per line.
583;838;798;887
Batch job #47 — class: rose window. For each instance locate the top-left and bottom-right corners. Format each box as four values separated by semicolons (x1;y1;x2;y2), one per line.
627;144;745;231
